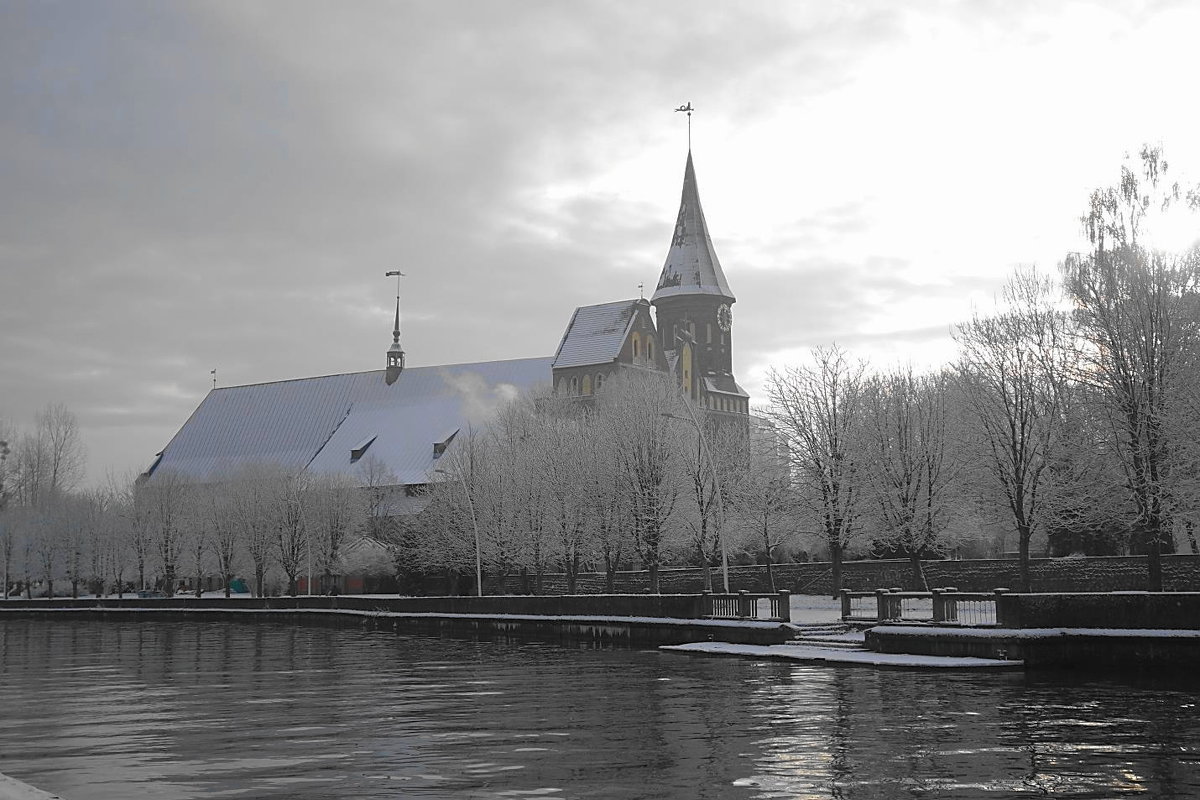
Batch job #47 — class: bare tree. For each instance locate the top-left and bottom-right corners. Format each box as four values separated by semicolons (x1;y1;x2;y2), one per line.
953;267;1070;590
14;404;85;510
273;472;308;596
1062;145;1200;590
536;407;591;594
307;472;362;594
227;464;282;597
726;416;797;592
860;367;957;590
142;469;192;597
596;370;685;594
767;345;867;598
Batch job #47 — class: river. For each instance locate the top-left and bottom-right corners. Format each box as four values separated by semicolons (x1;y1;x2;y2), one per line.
1;618;1197;799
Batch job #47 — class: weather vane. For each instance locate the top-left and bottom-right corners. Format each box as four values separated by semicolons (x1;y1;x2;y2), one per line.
385;270;405;336
210;368;217;390
675;102;694;150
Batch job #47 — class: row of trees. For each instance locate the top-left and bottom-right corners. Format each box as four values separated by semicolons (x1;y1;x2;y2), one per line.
0;430;386;598
386;371;799;595
770;147;1200;592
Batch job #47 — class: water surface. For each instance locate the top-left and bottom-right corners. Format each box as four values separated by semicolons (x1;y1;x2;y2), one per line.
1;619;1197;799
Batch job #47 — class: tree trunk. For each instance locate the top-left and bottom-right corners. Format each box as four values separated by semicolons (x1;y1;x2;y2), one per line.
648;563;660;594
829;541;843;600
1147;522;1163;592
700;558;713;593
1185;520;1199;555
1018;524;1032;592
909;552;928;591
763;543;776;593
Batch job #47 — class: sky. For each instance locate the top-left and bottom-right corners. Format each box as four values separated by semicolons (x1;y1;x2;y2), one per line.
2;0;1199;487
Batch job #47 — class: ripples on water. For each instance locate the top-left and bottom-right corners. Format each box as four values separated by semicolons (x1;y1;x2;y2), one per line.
1;619;1198;799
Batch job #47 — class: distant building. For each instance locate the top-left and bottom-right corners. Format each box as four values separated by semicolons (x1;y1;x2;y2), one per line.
144;149;746;495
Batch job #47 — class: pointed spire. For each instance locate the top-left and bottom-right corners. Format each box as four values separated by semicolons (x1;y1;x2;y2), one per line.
385;271;405;385
651;151;734;303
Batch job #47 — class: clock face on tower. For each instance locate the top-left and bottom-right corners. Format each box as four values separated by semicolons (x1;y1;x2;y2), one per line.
717;304;733;332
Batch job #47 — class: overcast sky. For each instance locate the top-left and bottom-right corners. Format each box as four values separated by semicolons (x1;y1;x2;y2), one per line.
3;0;1199;487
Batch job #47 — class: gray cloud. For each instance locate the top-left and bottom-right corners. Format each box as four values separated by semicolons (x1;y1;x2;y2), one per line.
2;0;1192;483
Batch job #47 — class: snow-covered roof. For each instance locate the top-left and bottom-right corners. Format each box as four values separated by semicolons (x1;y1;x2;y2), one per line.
651;151;735;303
702;375;749;399
145;357;551;486
551;299;642;369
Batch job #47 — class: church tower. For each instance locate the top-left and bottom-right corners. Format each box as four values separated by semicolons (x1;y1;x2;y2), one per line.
652;151;748;414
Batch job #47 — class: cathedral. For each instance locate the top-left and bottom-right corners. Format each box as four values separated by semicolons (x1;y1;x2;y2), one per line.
143;149;746;493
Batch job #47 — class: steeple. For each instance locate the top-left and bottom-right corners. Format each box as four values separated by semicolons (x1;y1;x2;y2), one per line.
650;151;735;303
385;271;405;385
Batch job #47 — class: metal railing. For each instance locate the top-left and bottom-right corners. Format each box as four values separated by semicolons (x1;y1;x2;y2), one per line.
703;590;792;623
841;587;1007;626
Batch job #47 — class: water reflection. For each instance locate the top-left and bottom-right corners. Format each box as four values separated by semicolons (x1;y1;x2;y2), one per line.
1;619;1197;799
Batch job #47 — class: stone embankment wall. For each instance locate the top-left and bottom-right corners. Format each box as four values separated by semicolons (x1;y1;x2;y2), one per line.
490;554;1200;595
0;595;793;647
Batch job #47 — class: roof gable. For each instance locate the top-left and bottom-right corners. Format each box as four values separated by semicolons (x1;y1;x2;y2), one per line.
551;299;644;369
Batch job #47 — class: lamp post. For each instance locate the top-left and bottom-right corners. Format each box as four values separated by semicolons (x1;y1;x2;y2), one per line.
662;409;729;593
434;468;483;596
0;439;9;601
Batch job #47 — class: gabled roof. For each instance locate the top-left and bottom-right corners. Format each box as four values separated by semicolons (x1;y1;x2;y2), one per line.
551;299;645;369
145;357;552;486
651;151;735;303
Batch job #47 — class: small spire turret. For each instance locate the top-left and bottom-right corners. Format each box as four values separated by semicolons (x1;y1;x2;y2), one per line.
385;270;405;385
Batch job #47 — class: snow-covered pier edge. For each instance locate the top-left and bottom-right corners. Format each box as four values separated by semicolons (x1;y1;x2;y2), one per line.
0;596;795;647
0;771;65;800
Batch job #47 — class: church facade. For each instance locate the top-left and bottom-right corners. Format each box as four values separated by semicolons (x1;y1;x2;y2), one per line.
144;149;747;492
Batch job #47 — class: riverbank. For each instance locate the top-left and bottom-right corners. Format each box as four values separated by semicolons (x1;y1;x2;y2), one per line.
0;596;796;647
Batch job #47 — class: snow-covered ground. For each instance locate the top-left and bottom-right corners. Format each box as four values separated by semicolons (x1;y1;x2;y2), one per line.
0;771;64;800
661;641;1024;669
788;594;843;624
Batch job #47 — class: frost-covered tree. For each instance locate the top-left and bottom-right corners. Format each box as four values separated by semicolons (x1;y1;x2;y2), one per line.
143;468;192;596
860;367;957;590
767;346;867;598
1062;145;1200;590
307;473;362;594
596;370;686;594
726;416;797;592
953;267;1071;590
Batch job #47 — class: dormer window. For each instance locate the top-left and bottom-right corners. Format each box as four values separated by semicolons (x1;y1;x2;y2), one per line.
433;430;459;458
350;435;377;463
